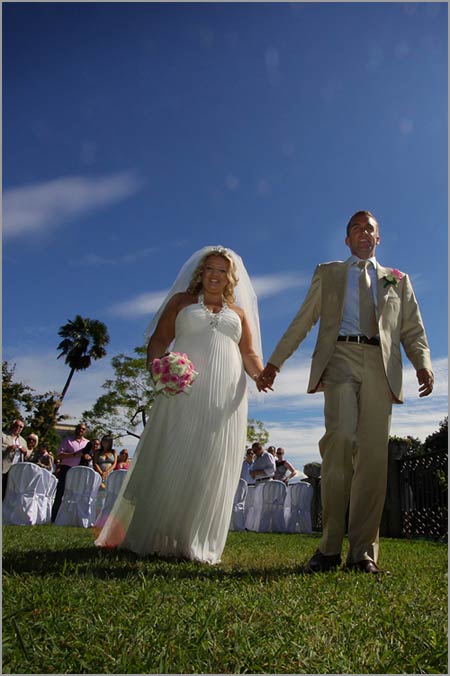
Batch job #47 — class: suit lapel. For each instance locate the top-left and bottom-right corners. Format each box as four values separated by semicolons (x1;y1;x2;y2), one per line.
376;264;391;316
336;260;351;321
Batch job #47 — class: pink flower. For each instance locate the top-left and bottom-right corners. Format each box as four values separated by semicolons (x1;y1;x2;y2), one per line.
152;360;162;374
383;269;404;288
150;351;198;396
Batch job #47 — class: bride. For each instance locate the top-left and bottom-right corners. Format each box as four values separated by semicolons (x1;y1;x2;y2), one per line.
95;246;267;564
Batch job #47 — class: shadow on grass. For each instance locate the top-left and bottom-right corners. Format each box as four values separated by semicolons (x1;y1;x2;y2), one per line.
3;544;320;581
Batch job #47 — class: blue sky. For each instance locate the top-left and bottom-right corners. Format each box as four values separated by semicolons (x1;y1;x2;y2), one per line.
3;2;448;468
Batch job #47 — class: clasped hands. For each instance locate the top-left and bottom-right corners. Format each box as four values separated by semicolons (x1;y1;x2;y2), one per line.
256;363;279;393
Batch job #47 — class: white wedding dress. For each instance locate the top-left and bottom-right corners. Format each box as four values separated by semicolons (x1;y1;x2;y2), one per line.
95;301;248;564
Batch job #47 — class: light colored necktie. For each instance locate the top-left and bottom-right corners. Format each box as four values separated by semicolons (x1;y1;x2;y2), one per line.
358;260;377;338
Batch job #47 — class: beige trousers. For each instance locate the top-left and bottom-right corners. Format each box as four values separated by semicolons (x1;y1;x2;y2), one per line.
318;342;393;563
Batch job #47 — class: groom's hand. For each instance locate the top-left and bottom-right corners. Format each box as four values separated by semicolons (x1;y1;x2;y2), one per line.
417;368;434;397
256;363;279;392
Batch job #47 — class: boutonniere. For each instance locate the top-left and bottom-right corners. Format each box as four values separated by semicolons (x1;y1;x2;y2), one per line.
383;268;403;288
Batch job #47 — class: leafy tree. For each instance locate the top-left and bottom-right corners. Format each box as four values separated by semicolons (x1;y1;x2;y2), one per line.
83;346;269;446
2;361;34;427
246;418;269;446
303;461;322;478
82;346;157;441
26;392;68;453
57;315;110;402
423;417;448;453
389;434;423;456
2;361;67;452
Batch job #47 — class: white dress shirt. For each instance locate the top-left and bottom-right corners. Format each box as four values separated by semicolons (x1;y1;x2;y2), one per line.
251;451;275;480
339;255;378;336
240;459;255;485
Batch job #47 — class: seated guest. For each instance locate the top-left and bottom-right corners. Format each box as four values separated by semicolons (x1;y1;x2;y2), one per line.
250;442;275;483
53;457;61;476
274;447;298;485
51;422;89;521
240;448;255;485
93;435;117;488
115;449;130;470
2;419;28;499
26;433;39;460
31;443;54;472
79;438;99;468
267;445;277;458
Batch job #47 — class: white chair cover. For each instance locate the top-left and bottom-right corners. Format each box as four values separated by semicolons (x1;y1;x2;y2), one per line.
244;483;262;531
285;481;313;534
94;470;128;529
258;480;287;532
2;463;57;525
54;466;101;528
229;478;248;531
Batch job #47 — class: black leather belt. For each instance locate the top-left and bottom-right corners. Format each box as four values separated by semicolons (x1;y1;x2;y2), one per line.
337;335;380;346
256;477;273;482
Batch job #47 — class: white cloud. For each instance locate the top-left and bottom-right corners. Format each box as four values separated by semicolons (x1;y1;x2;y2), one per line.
7;348;445;465
3;171;143;238
108;272;307;319
249;355;448;465
77;247;156;267
5;350;113;424
252;273;308;298
263;420;325;468
109;290;168;318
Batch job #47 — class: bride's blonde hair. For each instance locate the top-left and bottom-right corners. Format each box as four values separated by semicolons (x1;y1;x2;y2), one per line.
186;249;239;303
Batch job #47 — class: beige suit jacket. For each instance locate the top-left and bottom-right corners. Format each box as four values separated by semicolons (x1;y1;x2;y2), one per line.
2;432;28;474
268;260;433;403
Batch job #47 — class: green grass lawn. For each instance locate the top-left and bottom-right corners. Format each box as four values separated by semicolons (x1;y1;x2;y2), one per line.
2;526;448;674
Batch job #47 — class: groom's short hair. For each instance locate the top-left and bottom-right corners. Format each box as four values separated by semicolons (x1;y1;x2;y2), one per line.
346;210;379;236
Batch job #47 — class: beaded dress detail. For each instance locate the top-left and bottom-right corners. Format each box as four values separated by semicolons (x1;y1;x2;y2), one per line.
198;293;228;330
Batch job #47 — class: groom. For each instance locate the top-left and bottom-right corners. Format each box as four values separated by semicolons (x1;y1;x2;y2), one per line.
257;211;433;574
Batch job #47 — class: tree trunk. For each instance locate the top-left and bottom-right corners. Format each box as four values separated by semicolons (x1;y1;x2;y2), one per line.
60;368;76;402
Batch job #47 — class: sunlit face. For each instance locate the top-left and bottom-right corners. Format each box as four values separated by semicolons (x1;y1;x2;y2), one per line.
75;424;86;438
12;420;24;435
345;214;380;260
252;443;263;457
201;255;230;295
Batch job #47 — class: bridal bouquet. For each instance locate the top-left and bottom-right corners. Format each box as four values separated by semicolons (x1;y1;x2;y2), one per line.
151;352;198;396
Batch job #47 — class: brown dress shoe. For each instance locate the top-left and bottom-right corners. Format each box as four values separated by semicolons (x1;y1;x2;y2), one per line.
347;560;390;575
303;548;341;573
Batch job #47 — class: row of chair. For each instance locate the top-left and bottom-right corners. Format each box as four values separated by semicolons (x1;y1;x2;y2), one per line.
229;479;313;533
3;465;313;535
2;463;128;528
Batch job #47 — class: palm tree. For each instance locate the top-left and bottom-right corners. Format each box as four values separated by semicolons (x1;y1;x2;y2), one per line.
57;315;110;402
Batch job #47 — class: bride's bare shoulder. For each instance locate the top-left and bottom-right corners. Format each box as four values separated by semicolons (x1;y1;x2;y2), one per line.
228;302;244;320
171;292;197;311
